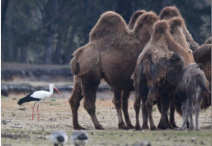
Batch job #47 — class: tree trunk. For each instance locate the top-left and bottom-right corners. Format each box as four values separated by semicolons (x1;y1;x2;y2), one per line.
1;0;10;31
52;32;62;64
20;47;28;63
42;0;59;64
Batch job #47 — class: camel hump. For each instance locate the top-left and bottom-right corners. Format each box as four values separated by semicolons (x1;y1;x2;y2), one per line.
153;20;169;35
133;11;158;32
193;44;212;62
169;17;184;29
134;11;158;26
128;10;146;29
159;6;181;20
89;11;127;41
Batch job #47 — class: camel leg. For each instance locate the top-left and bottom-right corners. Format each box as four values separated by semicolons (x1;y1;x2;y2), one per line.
69;76;85;130
158;96;174;129
157;97;162;128
158;94;171;130
170;97;178;128
195;101;201;131
145;91;156;130
195;88;203;131
112;89;128;129
82;80;103;130
134;81;148;130
134;94;142;131
122;91;134;129
189;111;194;131
179;97;193;131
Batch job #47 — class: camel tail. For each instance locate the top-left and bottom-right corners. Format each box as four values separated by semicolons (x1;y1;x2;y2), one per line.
197;74;208;93
70;48;83;75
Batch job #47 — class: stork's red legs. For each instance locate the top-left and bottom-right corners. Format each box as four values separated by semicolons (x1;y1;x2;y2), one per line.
32;102;37;120
37;103;40;121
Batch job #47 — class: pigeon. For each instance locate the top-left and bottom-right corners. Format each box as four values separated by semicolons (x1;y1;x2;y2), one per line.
71;131;88;146
51;131;68;146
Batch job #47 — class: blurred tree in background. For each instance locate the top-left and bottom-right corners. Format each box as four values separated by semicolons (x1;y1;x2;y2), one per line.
1;0;211;64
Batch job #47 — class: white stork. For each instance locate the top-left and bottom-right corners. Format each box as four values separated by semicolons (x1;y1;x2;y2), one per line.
18;84;60;121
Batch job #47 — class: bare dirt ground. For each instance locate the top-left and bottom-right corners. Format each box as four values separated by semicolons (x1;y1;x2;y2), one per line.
1;91;212;146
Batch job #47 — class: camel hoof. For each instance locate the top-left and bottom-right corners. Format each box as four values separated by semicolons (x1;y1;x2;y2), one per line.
168;125;174;129
95;125;104;130
178;127;185;131
188;126;194;131
142;125;149;130
150;126;157;130
127;124;134;129
74;125;86;130
135;125;143;131
119;123;129;130
159;124;168;130
171;124;178;129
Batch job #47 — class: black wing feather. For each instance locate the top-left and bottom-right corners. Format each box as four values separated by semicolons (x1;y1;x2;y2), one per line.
17;93;41;105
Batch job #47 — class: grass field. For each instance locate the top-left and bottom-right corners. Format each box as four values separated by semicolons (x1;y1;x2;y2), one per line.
1;94;212;146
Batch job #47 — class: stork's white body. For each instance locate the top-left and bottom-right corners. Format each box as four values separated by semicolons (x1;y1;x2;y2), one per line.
17;84;60;121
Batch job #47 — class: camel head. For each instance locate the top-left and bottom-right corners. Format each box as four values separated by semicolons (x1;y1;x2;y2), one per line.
159;6;181;20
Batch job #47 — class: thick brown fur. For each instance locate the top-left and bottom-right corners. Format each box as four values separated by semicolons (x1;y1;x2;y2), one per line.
166;17;211;122
159;6;199;51
169;17;192;53
70;11;158;130
128;10;146;30
132;19;195;130
89;11;128;42
193;44;211;110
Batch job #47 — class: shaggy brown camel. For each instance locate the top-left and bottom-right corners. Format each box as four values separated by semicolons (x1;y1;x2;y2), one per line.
69;11;158;130
165;53;208;131
108;9;147;130
132;19;195;130
158;6;199;128
159;6;199;51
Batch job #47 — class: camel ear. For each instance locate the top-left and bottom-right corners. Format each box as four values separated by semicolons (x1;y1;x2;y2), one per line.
197;63;203;70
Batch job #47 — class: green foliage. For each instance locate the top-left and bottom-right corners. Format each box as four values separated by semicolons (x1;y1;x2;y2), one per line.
12;97;17;100
1;96;7;99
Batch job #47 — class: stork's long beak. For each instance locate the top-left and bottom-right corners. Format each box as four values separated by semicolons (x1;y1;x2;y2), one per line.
54;88;60;94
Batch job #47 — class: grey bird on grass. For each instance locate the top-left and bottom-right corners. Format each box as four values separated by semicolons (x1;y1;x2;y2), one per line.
51;131;68;146
71;131;88;146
